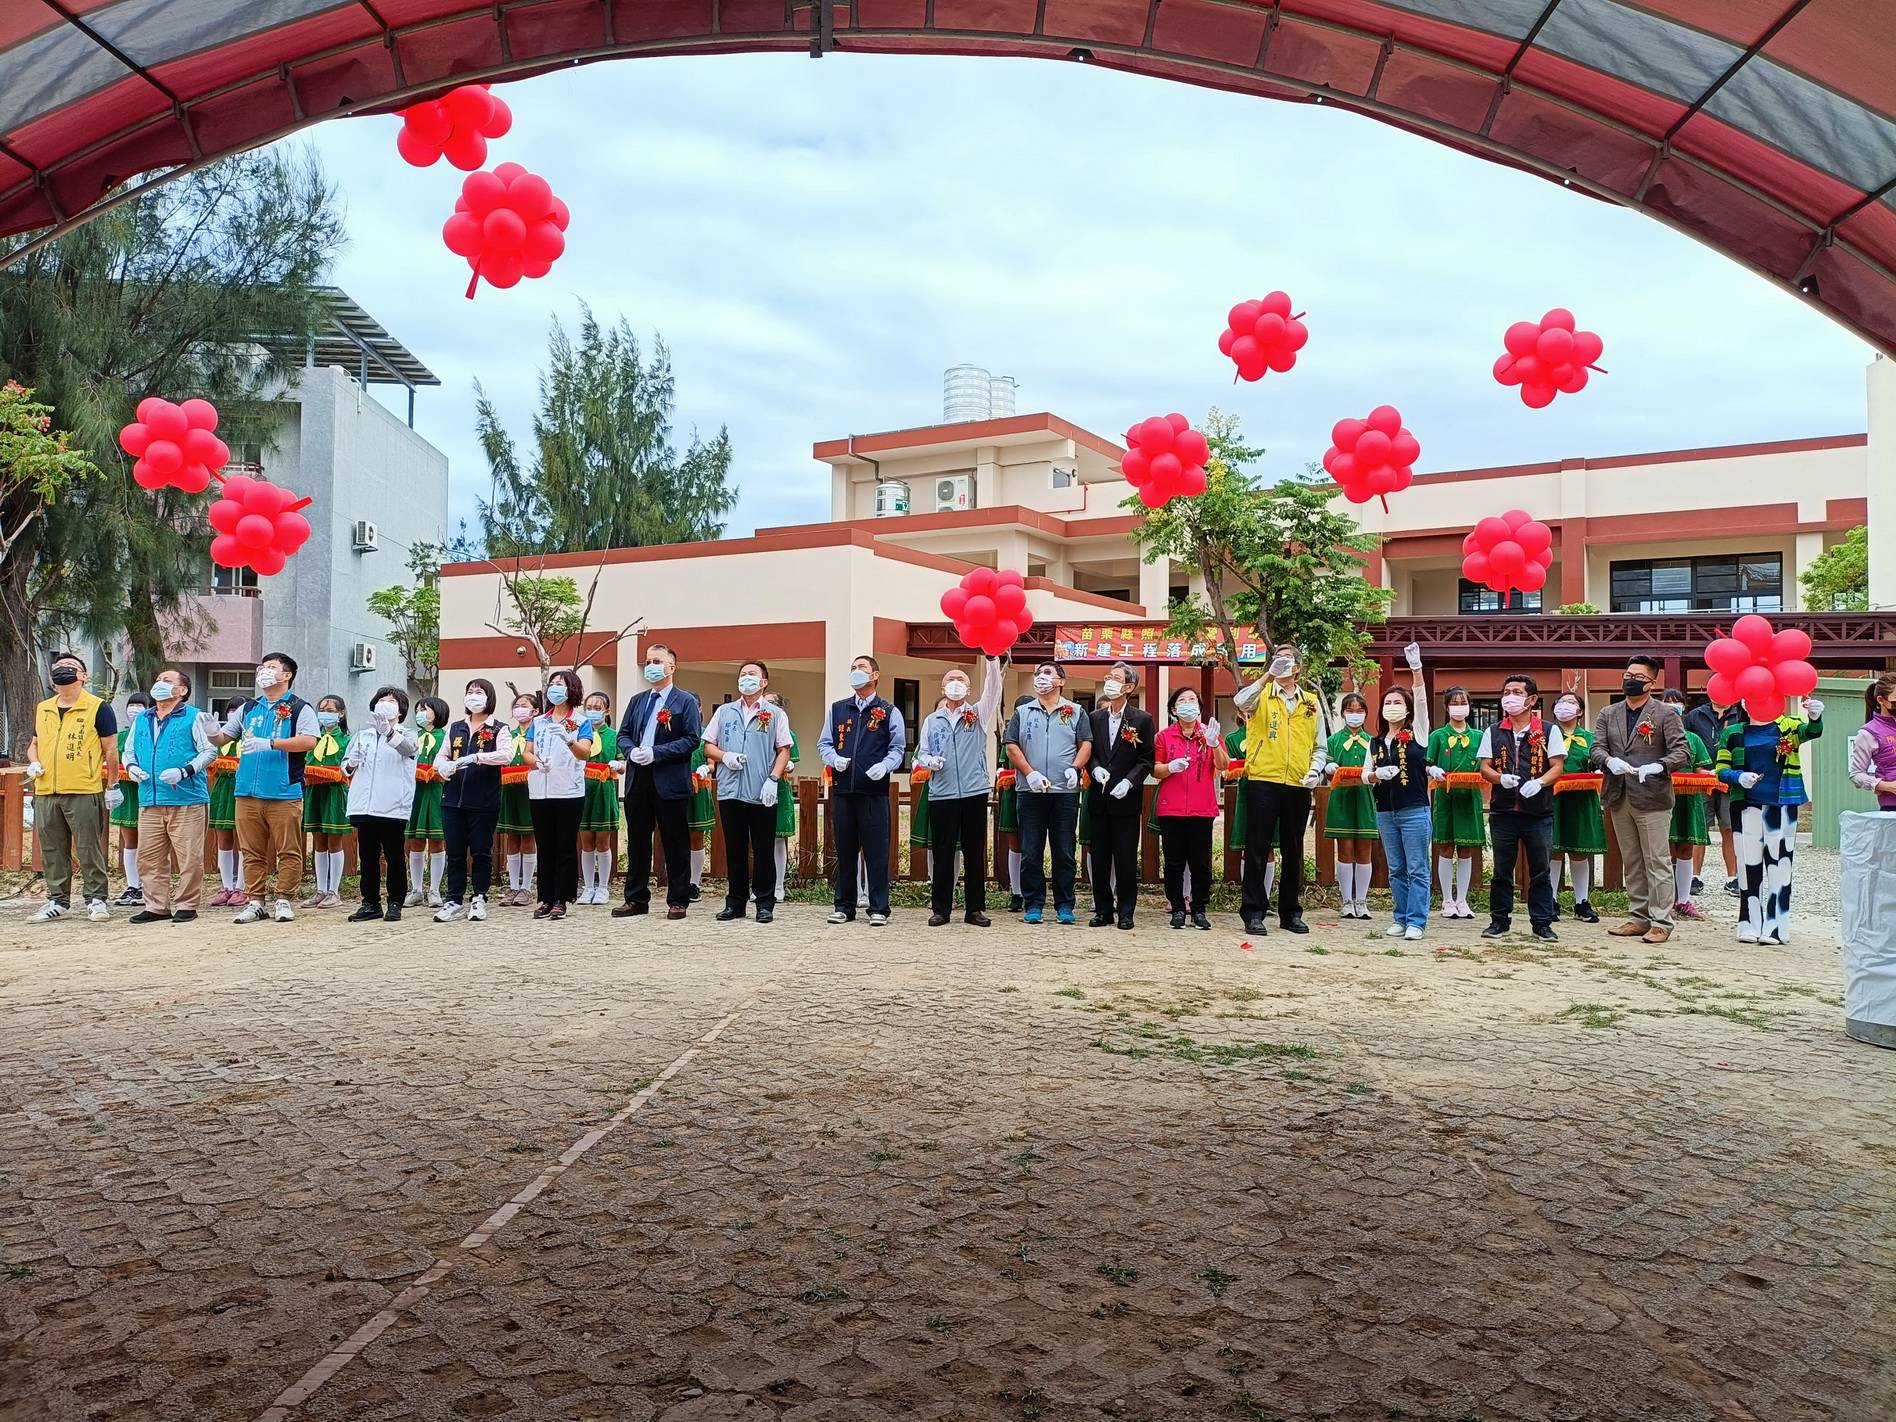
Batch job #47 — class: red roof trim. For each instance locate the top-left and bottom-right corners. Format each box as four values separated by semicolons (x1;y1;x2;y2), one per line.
813;412;1125;462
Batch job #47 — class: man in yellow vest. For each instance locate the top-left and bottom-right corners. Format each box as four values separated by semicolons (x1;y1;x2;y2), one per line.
1233;641;1325;936
25;650;123;922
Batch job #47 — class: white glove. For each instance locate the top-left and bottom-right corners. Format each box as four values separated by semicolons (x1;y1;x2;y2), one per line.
1499;773;1521;789
629;746;654;766
373;712;394;731
1204;718;1220;740
609;759;626;773
1026;770;1052;793
1167;757;1191;774
1110;779;1131;799
1300;768;1322;789
1403;640;1423;670
1092;766;1110;785
760;778;779;807
1802;698;1824;720
27;759;43;779
439;759;458;779
919;754;947;771
1426;765;1446;782
1605;756;1632;776
865;761;888;781
124;763;150;783
561;728;583;745
724;751;748;772
1738;771;1761;789
1635;762;1661;782
104;787;124;812
832;756;850;772
240;735;271;755
1374;764;1401;782
1518;777;1543;799
158;768;184;787
1063;767;1079;790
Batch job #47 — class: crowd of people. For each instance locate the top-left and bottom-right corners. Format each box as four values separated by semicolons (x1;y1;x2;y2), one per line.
22;641;1889;943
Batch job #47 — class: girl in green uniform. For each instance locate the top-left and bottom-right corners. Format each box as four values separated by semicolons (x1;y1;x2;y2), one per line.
208;698;245;906
1549;690;1605;923
765;693;799;891
910;699;940;875
687;740;715;900
498;692;538;906
577;690;622;904
405;696;449;907
111;692;154;906
998;701;1028;911
1323;692;1379;918
1426;687;1483;918
301;695;353;907
1667;695;1713;920
1223;721;1261;903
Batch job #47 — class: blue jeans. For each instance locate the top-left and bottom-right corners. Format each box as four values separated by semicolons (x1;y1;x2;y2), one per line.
1376;805;1432;930
1015;790;1079;914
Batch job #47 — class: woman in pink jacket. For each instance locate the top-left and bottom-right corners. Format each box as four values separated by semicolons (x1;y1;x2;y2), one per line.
1152;685;1229;930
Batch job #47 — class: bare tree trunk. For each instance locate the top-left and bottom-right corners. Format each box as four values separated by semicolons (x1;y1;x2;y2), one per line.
0;558;40;756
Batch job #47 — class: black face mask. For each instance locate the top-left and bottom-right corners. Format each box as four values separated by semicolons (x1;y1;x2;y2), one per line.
50;666;79;687
1622;677;1650;697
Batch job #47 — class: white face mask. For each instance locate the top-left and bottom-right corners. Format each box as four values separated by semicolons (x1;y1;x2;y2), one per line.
737;674;762;696
417;708;435;727
1344;711;1366;729
1175;700;1199;721
1501;694;1528;717
128;704;148;719
150;682;176;702
849;669;872;691
943;680;968;702
464;693;486;713
255;667;278;689
513;706;533;723
1554;699;1580;723
1448;703;1469;721
374;700;399;719
1102;679;1124;700
1033;673;1056;694
1382;703;1406;723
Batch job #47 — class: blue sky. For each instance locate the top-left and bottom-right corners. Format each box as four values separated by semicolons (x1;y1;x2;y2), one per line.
295;52;1873;539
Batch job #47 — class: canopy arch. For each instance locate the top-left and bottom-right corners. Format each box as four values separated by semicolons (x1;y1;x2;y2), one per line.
2;1;1894;352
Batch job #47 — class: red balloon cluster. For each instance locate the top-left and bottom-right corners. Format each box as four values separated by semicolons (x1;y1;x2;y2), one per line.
1494;308;1606;409
117;398;229;493
1461;509;1554;596
397;84;514;170
1323;406;1420;509
1120;414;1211;509
208;473;314;578
1218;292;1309;382
1704;615;1817;722
443;163;570;297
940;568;1034;657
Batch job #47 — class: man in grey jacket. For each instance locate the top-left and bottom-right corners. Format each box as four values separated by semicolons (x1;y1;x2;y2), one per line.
1589;654;1691;943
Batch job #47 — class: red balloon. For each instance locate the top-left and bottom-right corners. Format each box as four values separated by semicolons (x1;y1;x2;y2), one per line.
1746;692;1787;722
1774;659;1817;697
273;511;312;552
118;422;151;457
210;533;243;568
1516;561;1547;593
399;84;512;170
994;584;1026;617
249;546;287;578
146;402;187;441
146;442;183;477
131;460;165;490
180;398;218;431
1704;672;1737;706
993;569;1024;589
1733;664;1777;702
1731;614;1775;654
236;513;275;550
1704;637;1753;677
1220;290;1306;382
1769;628;1812;662
442;128;488;171
1488;541;1526;577
1517;520;1553;556
1015;606;1034;633
941;587;969;619
396;126;440;167
1324;405;1418;509
1503;322;1539;357
1494;310;1605;408
964;567;997;596
1121;412;1212;509
204;474;311;578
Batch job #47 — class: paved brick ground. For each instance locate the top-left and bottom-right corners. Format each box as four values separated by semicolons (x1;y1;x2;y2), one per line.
2;892;1892;1422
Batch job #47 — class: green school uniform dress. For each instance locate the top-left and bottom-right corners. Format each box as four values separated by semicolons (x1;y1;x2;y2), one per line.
1669;729;1713;847
909;774;932;850
1322;727;1378;839
406;725;446;842
111;727;140;828
301;726;353;836
579;722;622;833
208;740;239;832
1551;725;1607;855
1224;725;1247;851
498;736;534;837
1427;723;1485;848
996;746;1018;835
775;731;800;839
687;742;716;833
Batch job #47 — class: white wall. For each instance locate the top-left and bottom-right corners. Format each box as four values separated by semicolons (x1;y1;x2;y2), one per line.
1870;355;1895;609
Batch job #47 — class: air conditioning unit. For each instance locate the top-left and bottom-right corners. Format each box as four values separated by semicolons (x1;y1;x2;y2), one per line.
932;474;974;513
351;520;379;552
349;642;377;672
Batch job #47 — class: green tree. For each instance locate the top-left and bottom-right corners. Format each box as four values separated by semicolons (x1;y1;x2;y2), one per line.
473;304;736;556
1799;525;1867;611
0;381;97;574
0;148;343;744
366;541;443;696
1132;409;1392;694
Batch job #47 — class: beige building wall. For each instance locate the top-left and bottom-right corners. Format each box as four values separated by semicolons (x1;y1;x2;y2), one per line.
1870;355;1896;609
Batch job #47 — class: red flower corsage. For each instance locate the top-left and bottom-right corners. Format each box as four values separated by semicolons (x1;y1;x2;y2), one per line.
960;707;978;728
868;707;888;729
755;709;772;730
1056;706;1075;724
273;701;292;722
1120;726;1139;746
1395;727;1413;745
656;708;671;729
1636;719;1655;744
1776;733;1797;760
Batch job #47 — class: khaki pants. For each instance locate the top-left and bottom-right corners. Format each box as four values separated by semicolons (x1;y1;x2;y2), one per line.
137;803;207;913
236;796;305;903
37;791;110;908
1610;800;1675;929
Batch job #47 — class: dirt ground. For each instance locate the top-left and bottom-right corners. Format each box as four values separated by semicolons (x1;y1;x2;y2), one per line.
1;884;1892;1422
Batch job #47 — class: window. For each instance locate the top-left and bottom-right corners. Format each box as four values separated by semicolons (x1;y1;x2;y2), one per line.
1457;579;1541;615
893;678;920;766
1609;554;1782;613
1051;466;1076;489
212;563;259;595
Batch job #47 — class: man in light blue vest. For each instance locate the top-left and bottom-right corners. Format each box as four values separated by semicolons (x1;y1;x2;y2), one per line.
1003;662;1093;925
913;655;1003;926
703;659;795;923
223;651;320;923
120;665;216;924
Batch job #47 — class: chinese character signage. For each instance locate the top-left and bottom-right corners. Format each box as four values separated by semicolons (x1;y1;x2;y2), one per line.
1052;625;1268;664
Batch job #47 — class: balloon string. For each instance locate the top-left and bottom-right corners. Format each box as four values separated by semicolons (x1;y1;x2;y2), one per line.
1292;311;1307;321
1588;363;1609;375
285;496;314;513
465;272;480;300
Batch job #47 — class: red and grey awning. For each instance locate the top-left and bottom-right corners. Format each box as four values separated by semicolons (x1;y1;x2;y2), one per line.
2;1;1893;351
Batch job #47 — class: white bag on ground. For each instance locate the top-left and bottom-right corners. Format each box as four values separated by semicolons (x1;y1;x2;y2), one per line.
1840;811;1896;1049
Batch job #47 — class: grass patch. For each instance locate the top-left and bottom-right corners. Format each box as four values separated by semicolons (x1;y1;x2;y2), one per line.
1095;1259;1139;1287
869;1149;902;1163
1090;1299;1130;1319
996;1386;1049;1420
799;1286;848;1303
925;1314;953;1331
1053;986;1085;999
1281;1069;1319;1082
1343;1083;1372;1096
504;1142;542;1154
1559;1002;1626;1030
1196;1266;1238;1297
1382;947;1405;957
2;1265;32;1281
997;985;1019;993
1304;945;1330;955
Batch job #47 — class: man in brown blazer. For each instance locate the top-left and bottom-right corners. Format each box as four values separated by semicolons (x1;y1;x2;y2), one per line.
1589;654;1691;942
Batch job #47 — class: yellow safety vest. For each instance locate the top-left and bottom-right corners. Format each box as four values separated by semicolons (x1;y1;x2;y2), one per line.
1244;686;1322;784
34;689;106;795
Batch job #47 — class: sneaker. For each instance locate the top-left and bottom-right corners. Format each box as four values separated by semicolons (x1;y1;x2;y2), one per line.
127;910;172;924
468;895;487;922
273;899;294;922
32;901;66;922
688;884;703;902
1190;912;1212;931
173;910;197;924
402;889;424;908
868;912;888;927
427;890;444;909
209;887;232;907
826;909;850;924
228;891;249;907
113;886;143;907
88;899;111;922
233;902;264;924
348;902;383;922
1723;877;1741;898
1404;926;1424;941
1056;909;1077;925
434;901;463;923
1008;894;1024;914
300;890;327;908
1736;925;1761;944
1691;876;1705;897
1024;908;1043;925
1676;902;1704;921
1480;920;1508;939
1533;925;1559;942
1574;901;1600;924
1384;924;1407;938
1170;910;1187;930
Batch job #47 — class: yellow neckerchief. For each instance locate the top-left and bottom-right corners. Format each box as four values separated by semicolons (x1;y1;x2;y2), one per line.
314;726;342;759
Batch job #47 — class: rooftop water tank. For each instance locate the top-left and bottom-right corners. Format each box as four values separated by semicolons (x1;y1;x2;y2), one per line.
988;374;1018;418
874;479;912;518
943;365;991;423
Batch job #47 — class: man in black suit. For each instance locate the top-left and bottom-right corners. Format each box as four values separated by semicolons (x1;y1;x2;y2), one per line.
612;643;702;920
1086;663;1156;929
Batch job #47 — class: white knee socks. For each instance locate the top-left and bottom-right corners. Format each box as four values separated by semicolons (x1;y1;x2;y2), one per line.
774;837;789;888
507;852;524;891
521;852;537;892
407;850;425;893
1262;859;1277;900
1181;864;1193;910
1438;856;1456;906
123;848;142;889
320;850;345;895
428;851;446;896
218;847;239;890
1552;856;1566;894
1571;856;1591;904
1454;856;1472;907
1673;857;1694;905
690;847;704;888
1008;849;1021;894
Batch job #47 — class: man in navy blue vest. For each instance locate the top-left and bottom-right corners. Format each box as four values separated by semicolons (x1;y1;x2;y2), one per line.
819;653;907;925
613;643;703;919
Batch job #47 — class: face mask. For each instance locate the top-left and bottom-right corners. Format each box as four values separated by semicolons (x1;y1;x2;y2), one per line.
943;680;967;702
1343;711;1366;729
1382;703;1406;723
50;665;80;686
1102;679;1124;700
513;707;533;723
644;662;665;684
849;669;872;692
1175;700;1199;721
1447;703;1469;721
1553;699;1580;723
1501;694;1528;717
738;675;762;696
1268;657;1294;679
545;685;567;706
255;667;278;689
317;711;340;728
1623;676;1650;697
584;707;607;724
1033;673;1055;694
417;708;435;727
374;700;399;719
128;704;148;719
150;683;176;702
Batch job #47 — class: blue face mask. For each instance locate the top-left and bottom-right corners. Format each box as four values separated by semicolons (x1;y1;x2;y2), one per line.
546;684;568;706
849;669;871;692
737;675;761;696
584;708;606;724
317;711;340;728
643;663;665;684
150;683;176;702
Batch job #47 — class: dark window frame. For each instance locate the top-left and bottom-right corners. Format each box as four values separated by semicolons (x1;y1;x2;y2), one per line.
1457;579;1542;615
1608;552;1783;613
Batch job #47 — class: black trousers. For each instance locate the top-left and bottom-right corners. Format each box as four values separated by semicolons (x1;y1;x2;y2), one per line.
1159;815;1214;912
1088;807;1141;920
833;791;890;916
719;799;778;912
623;769;690;907
928;793;989;916
442;804;498;904
351;814;407;907
529;796;582;905
1489;811;1555;929
1240;780;1311;922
